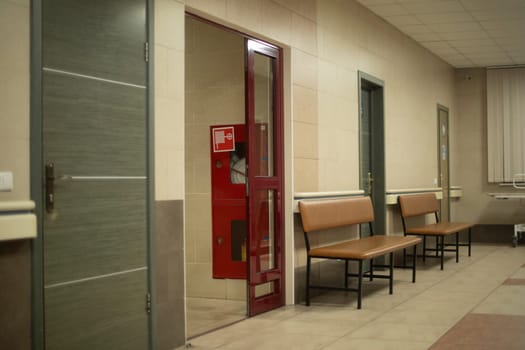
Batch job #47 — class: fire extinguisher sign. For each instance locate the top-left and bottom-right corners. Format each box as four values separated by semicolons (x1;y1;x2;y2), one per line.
212;126;235;152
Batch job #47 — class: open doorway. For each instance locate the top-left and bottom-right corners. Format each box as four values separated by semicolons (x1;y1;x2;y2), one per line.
184;15;284;338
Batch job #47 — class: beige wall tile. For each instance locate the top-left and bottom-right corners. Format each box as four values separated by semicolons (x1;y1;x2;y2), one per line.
260;1;293;45
291;13;318;55
293;122;317;159
292;85;317;124
194;228;212;263
185;193;212;234
294;158;318;192
186;262;227;298
274;0;317;22
0;0;29;202
225;0;263;34
226;279;247;300
155;0;185;50
185;0;227;19
292;49;318;89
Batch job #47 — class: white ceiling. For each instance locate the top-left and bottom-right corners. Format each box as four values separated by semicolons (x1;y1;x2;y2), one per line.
357;0;525;68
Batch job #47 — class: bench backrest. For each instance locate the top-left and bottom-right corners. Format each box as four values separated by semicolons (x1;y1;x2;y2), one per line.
398;193;439;218
299;197;374;232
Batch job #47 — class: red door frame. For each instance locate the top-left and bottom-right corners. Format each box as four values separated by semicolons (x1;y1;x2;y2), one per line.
245;39;285;316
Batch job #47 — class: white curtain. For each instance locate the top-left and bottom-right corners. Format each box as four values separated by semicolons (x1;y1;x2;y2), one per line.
487;68;525;183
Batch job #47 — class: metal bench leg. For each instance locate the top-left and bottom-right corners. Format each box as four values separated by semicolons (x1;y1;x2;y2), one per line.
357;260;363;309
370;258;374;281
422;236;426;262
440;236;445;270
412;244;417;283
306;256;311;306
389;252;394;294
468;228;472;256
345;260;349;288
456;232;459;263
435;236;439;257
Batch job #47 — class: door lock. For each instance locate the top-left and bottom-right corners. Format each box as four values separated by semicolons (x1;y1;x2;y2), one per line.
45;162;55;213
367;172;374;196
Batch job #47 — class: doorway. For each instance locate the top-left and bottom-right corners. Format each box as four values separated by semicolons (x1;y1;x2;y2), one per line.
358;72;385;236
184;15;284;338
34;0;152;349
438;105;450;222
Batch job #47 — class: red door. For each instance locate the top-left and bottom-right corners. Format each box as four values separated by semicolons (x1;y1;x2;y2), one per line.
245;39;284;316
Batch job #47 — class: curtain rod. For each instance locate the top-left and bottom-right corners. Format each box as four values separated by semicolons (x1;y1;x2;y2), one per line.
487;64;525;70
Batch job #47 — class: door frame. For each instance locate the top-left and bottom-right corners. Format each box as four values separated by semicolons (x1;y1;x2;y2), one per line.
437;104;450;222
357;71;386;236
184;13;287;317
30;1;156;348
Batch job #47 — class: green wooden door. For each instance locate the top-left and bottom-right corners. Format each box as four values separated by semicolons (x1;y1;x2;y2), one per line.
41;1;150;348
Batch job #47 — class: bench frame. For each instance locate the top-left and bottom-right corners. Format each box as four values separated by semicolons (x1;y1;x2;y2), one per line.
300;197;421;309
398;193;473;270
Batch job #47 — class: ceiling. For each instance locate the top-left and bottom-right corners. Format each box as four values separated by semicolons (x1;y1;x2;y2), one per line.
357;0;525;68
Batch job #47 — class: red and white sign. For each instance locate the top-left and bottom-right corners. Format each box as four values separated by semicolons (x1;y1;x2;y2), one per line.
212;126;235;152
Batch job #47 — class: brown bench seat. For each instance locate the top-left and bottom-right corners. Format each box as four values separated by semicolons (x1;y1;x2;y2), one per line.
299;197;421;309
398;193;474;270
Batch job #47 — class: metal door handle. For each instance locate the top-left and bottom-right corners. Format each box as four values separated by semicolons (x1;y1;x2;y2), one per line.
367;172;374;195
45;162;55;213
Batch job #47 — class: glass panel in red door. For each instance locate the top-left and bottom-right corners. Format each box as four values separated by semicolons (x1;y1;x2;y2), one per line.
246;39;284;316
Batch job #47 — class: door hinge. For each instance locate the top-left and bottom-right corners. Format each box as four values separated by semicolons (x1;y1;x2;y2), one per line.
146;293;152;314
144;42;150;63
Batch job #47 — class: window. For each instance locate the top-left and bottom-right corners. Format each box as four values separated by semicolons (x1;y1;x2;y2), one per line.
487;68;525;183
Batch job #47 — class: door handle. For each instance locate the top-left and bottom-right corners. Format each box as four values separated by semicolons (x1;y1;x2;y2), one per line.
45;162;55;213
367;172;374;196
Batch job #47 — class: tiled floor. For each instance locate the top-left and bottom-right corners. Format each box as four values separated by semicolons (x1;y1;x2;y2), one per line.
186;297;246;338
183;244;525;349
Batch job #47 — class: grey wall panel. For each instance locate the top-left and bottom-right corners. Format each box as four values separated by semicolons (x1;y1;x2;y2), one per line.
43;0;146;85
44;180;146;285
0;241;31;350
45;270;148;350
155;200;186;349
43;71;146;176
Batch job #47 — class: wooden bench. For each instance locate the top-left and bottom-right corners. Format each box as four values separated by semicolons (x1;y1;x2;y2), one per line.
299;197;421;309
398;193;473;270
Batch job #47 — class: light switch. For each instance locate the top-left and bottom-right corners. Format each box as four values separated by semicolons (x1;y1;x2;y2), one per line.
0;171;13;192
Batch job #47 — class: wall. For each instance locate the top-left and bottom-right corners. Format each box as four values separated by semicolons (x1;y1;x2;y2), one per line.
0;0;31;349
154;0;186;348
172;0;457;304
184;17;246;300
452;68;525;225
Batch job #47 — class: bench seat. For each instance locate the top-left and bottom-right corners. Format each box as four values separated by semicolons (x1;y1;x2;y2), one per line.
310;236;422;260
406;222;473;235
398;193;474;270
299;197;421;309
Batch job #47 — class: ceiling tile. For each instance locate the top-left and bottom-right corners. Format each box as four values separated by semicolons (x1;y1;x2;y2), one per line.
399;24;433;34
456;45;501;55
449;38;497;48
368;4;407;16
384;15;422;26
357;0;397;5
408;32;442;41
357;0;525;67
437;31;490;41
428;21;483;33
471;9;525;21
401;1;464;14
460;0;525;11
416;12;474;24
